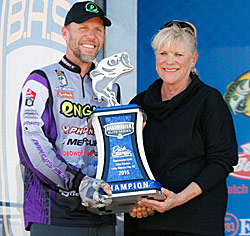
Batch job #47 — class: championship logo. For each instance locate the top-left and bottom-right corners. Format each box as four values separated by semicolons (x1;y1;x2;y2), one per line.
104;122;134;139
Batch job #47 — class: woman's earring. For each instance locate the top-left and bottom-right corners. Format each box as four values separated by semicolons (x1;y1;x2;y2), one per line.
191;67;198;75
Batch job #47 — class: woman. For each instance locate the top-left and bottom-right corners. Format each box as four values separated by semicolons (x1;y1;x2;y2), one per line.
124;21;238;236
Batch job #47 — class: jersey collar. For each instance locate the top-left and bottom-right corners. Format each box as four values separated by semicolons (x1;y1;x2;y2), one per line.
59;55;95;74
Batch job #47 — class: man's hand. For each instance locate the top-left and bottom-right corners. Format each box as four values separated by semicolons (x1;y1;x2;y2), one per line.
79;176;112;208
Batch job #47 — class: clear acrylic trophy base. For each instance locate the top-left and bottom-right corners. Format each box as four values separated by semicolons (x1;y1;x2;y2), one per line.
87;188;165;214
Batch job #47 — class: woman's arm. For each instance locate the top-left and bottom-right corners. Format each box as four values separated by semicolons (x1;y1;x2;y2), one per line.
137;182;202;213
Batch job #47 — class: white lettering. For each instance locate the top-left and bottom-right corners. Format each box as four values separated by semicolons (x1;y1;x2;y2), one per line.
7;0;67;46
7;0;26;46
128;183;132;189
239;219;250;235
114;185;119;191
120;184;127;191
27;0;48;38
51;0;68;45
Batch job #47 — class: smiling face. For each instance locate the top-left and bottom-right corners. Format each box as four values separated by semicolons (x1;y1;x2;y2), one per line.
62;17;105;64
155;40;198;88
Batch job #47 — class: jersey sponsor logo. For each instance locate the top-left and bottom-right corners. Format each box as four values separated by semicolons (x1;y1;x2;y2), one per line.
25;89;36;106
58;91;74;98
230;143;250;180
61;57;76;70
23;109;38;115
60;100;97;118
23;109;39;119
31;139;69;183
104;122;134;139
88;159;98;169
67;138;97;146
88;149;98;157
23;121;40;126
23;127;41;136
31;138;49;161
61;149;98;157
23;116;38;120
56;69;67;87
61;124;95;135
59;189;80;198
55;86;75;92
225;212;239;236
61;150;86;157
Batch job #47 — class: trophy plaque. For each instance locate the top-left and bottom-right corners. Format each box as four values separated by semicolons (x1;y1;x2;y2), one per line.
89;52;165;214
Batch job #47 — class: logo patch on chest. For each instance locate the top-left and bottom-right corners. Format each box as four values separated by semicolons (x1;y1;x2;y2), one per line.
56;70;67;87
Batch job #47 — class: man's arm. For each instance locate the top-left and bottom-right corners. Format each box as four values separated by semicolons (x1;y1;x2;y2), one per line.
17;71;84;191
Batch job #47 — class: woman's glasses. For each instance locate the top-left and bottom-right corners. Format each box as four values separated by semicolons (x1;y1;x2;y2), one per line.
160;20;197;39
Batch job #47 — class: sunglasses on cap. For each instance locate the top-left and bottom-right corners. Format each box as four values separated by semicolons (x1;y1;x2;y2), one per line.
160;20;197;39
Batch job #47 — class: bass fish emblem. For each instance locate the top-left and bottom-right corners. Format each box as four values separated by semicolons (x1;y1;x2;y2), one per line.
224;71;250;116
90;52;134;106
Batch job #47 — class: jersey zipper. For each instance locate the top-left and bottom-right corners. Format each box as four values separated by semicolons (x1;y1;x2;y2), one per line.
81;76;85;98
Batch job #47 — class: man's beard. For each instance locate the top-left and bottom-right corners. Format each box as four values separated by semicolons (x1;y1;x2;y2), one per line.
73;47;98;63
69;38;100;63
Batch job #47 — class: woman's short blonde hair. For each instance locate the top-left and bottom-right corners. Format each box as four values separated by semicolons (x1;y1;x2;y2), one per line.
151;23;197;55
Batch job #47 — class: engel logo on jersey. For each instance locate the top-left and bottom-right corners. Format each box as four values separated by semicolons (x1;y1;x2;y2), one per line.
60;101;97;119
230;143;250;180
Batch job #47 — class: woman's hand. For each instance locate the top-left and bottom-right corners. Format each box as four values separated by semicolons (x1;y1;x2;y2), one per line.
138;182;202;213
129;206;155;218
137;188;181;213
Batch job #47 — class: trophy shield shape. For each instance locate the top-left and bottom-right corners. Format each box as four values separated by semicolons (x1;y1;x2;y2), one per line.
88;52;165;214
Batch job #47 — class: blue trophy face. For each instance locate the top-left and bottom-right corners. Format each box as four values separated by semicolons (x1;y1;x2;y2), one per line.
89;105;164;214
101;113;146;182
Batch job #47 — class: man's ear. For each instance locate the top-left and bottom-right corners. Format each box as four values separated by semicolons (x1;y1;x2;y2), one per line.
62;26;68;41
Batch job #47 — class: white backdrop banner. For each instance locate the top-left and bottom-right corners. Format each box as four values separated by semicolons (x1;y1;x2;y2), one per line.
0;1;70;235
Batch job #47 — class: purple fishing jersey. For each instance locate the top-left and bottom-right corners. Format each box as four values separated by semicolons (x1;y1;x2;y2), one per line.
16;56;120;230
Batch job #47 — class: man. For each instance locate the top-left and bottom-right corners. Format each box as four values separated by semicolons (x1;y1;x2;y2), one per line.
16;2;120;235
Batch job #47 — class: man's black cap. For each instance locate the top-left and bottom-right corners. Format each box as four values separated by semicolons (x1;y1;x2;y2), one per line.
64;1;111;27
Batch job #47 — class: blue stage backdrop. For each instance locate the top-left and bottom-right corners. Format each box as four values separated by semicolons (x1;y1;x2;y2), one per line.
137;0;250;235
